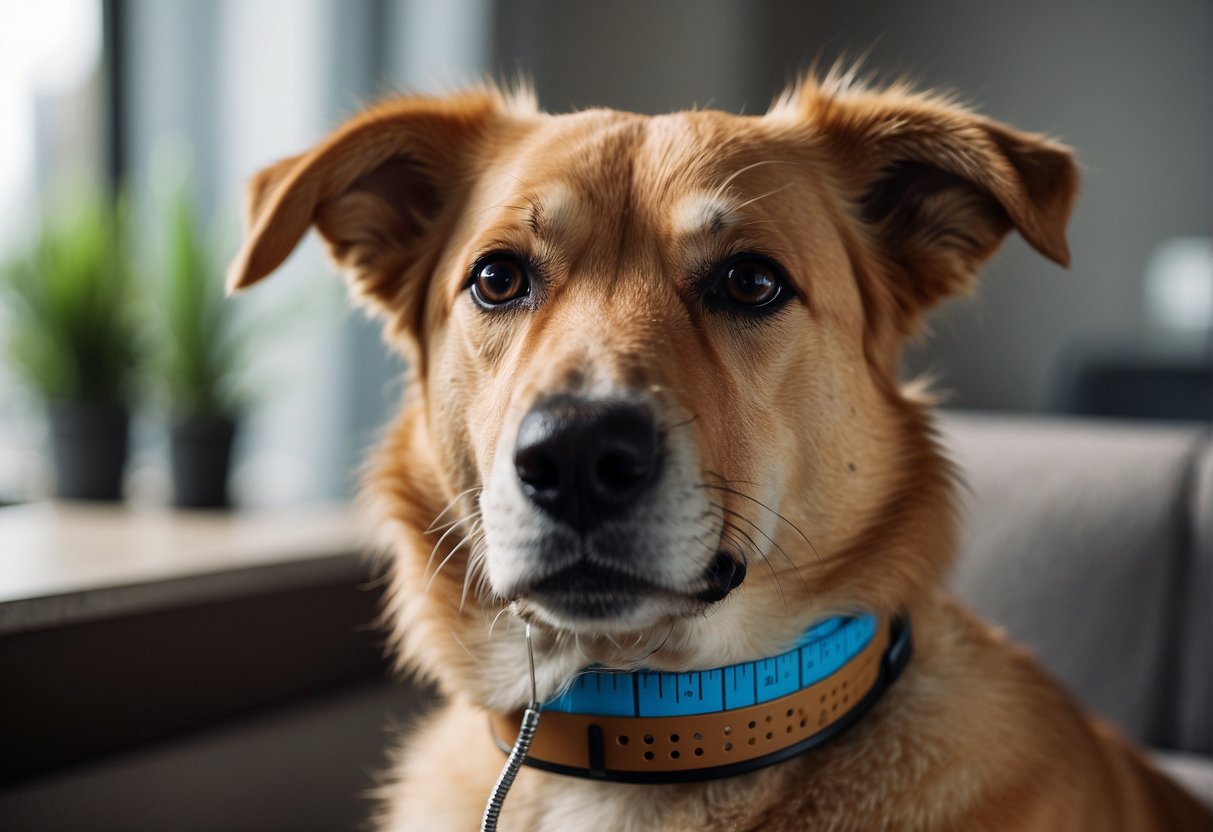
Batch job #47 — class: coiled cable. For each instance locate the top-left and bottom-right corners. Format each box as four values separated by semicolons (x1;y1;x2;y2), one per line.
481;622;541;832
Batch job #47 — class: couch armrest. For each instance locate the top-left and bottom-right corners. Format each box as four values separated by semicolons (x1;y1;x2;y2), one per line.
940;413;1210;753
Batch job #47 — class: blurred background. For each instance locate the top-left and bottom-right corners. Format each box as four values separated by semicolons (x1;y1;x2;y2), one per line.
0;0;1208;508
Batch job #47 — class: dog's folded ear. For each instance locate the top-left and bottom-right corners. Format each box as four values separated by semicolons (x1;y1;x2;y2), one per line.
789;80;1078;318
226;91;510;319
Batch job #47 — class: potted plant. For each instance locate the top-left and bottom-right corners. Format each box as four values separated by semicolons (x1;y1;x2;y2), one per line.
0;189;140;501
149;179;248;509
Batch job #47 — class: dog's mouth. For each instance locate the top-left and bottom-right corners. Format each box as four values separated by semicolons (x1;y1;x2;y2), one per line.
526;562;652;619
520;551;746;622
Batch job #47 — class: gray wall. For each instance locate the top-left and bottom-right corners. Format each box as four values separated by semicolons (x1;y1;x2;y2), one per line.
492;0;1211;412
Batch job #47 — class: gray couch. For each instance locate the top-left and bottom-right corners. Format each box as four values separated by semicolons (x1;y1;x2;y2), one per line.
943;413;1212;805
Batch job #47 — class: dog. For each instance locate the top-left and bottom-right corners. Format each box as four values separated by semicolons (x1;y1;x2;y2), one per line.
228;73;1212;831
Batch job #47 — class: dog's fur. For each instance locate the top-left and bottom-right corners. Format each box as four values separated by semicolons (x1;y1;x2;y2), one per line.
229;74;1212;831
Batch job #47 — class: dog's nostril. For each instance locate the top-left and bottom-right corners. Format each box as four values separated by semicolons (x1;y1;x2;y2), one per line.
596;449;650;493
515;448;560;491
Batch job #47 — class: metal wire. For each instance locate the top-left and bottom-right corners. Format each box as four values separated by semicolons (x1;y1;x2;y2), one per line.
481;623;541;832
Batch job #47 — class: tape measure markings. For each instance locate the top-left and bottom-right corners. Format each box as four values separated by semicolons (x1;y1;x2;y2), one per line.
543;614;877;718
724;663;756;709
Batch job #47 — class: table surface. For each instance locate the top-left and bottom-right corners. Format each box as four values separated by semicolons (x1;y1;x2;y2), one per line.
0;501;372;635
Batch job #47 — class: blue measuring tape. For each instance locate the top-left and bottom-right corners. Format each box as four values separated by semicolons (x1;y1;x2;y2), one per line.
542;613;878;718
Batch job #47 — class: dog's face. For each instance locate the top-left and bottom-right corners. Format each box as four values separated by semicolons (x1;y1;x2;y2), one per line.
438;109;891;639
229;79;1075;706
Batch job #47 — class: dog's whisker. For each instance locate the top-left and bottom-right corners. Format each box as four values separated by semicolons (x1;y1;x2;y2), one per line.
701;471;761;488
709;516;759;566
424;512;480;573
715;516;767;570
665;412;701;432
357;571;391;591
709;159;795;203
425;486;484;533
697;478;815;549
459;552;479;613
720;518;787;611
688;527;725;562
686;509;724;548
731;182;794;212
643;620;678;661
448;630;478;663
474;568;494;603
426;516;470;536
707;481;828;584
424;519;483;598
487;605;513;638
695;507;724;545
459;530;490;614
734;218;783;230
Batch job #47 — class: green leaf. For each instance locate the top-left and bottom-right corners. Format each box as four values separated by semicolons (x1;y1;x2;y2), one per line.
0;185;140;405
143;170;255;419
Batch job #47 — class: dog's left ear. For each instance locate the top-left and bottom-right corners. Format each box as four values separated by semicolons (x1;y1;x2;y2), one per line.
227;91;512;328
792;81;1078;323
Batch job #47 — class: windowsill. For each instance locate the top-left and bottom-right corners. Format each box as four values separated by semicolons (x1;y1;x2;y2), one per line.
0;501;371;635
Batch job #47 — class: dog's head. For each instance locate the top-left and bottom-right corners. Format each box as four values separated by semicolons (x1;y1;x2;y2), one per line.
229;77;1076;708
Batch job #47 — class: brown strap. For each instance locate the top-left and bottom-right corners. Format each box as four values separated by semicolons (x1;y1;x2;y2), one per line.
490;617;889;776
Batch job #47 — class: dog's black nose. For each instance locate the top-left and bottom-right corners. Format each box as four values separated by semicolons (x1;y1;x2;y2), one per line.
513;397;661;531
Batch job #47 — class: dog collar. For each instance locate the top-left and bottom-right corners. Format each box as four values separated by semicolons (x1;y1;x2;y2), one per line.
490;613;912;783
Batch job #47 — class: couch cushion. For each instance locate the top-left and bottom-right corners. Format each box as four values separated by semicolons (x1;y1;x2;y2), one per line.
1154;751;1213;810
1180;443;1213;752
939;413;1209;753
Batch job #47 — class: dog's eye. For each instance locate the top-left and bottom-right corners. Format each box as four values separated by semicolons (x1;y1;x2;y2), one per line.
470;256;530;307
721;258;783;307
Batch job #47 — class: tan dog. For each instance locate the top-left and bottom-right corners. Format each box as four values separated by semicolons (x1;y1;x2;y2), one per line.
228;75;1212;831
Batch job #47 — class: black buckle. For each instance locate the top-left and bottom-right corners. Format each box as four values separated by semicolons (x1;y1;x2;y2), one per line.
884;614;913;686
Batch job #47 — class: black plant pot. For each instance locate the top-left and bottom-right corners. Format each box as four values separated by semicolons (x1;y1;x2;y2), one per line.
48;401;130;501
170;415;236;509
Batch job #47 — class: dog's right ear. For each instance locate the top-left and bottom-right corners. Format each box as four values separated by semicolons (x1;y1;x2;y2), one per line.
777;76;1078;353
227;91;511;324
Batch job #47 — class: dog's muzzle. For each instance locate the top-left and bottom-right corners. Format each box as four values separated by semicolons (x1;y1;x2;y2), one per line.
497;393;747;621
